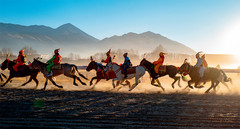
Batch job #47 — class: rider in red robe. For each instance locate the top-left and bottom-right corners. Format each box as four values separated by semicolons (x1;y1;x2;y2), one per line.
13;50;26;72
101;49;112;80
153;52;166;74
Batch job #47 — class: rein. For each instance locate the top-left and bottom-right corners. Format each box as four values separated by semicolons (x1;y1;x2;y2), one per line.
185;64;192;74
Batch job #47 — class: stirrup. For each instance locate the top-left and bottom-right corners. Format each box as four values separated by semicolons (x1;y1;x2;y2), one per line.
47;71;53;77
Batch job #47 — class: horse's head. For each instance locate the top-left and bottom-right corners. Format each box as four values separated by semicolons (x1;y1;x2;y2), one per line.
179;62;191;74
140;58;152;69
1;59;10;70
1;54;14;70
140;58;146;66
86;61;96;71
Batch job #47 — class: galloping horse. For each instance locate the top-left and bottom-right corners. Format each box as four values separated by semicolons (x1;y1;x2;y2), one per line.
140;58;181;91
31;59;88;90
0;57;40;88
86;61;109;86
104;62;145;91
86;60;131;88
179;62;232;93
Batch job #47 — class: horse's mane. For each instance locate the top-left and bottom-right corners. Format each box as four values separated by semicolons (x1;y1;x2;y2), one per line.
34;59;48;65
142;58;153;65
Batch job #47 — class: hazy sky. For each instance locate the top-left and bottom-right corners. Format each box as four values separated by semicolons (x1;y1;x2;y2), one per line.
1;0;240;55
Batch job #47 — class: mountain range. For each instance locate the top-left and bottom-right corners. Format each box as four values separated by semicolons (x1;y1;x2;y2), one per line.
0;23;196;57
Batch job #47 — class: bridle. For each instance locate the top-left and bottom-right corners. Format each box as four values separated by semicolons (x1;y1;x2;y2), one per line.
183;63;192;74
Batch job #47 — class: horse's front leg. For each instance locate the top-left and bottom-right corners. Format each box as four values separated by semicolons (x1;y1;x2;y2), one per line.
90;76;97;86
0;76;13;87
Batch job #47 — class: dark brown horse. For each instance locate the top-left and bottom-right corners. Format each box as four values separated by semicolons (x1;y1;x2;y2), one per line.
0;59;40;88
179;62;232;93
86;61;107;86
140;58;181;91
86;61;132;89
86;61;130;88
31;59;88;90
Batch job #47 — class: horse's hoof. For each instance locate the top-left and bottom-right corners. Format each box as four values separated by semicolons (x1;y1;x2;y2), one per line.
189;86;194;89
82;82;86;85
172;85;175;89
195;85;204;88
58;86;63;88
74;83;78;86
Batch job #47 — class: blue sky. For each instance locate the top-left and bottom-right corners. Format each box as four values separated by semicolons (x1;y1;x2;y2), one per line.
1;0;240;54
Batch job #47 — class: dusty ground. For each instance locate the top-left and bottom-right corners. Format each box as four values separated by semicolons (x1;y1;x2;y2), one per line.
1;70;240;128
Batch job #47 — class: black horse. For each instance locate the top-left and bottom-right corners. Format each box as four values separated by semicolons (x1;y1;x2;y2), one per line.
31;59;88;90
179;62;231;93
0;59;40;88
140;58;181;91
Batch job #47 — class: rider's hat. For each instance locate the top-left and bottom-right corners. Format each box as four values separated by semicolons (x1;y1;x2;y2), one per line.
159;52;166;56
196;51;202;58
19;50;24;55
106;49;111;55
123;52;128;57
90;56;94;61
54;48;60;53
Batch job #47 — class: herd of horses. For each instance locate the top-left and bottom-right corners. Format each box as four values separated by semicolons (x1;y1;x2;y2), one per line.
0;55;232;93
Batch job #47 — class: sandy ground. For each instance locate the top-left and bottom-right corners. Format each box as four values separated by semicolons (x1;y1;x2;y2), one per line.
1;70;240;128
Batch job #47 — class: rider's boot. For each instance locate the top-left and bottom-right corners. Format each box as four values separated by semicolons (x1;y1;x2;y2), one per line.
124;73;128;79
48;71;53;77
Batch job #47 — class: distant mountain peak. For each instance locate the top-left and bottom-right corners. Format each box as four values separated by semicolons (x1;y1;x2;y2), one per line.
56;23;81;33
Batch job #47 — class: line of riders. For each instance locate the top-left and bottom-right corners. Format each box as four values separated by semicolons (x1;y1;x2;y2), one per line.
0;47;230;92
4;48;209;82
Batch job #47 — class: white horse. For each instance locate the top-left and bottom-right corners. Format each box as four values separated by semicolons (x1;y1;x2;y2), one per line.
104;62;145;91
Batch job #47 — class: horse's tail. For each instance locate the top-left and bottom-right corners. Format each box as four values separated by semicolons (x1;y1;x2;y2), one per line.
73;65;88;80
219;70;232;84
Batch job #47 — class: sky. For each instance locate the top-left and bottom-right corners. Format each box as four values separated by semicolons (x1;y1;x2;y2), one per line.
1;0;240;55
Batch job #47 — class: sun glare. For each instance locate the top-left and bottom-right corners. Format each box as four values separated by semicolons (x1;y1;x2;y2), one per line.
216;19;240;68
220;20;240;55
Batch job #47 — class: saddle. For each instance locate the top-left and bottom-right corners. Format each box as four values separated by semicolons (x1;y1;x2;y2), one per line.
121;67;136;74
159;65;166;72
52;64;62;70
18;65;30;72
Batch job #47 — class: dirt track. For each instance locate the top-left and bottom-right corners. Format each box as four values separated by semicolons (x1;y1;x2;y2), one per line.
1;87;240;129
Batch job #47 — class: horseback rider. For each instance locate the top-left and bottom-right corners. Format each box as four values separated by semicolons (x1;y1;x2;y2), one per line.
201;54;208;68
101;49;112;80
121;52;132;79
13;50;27;72
46;48;61;77
194;52;205;81
153;52;166;76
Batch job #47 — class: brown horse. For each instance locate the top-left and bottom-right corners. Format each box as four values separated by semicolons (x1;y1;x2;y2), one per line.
31;59;88;90
86;61;107;86
140;58;181;91
0;59;40;88
179;62;232;93
86;61;130;88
